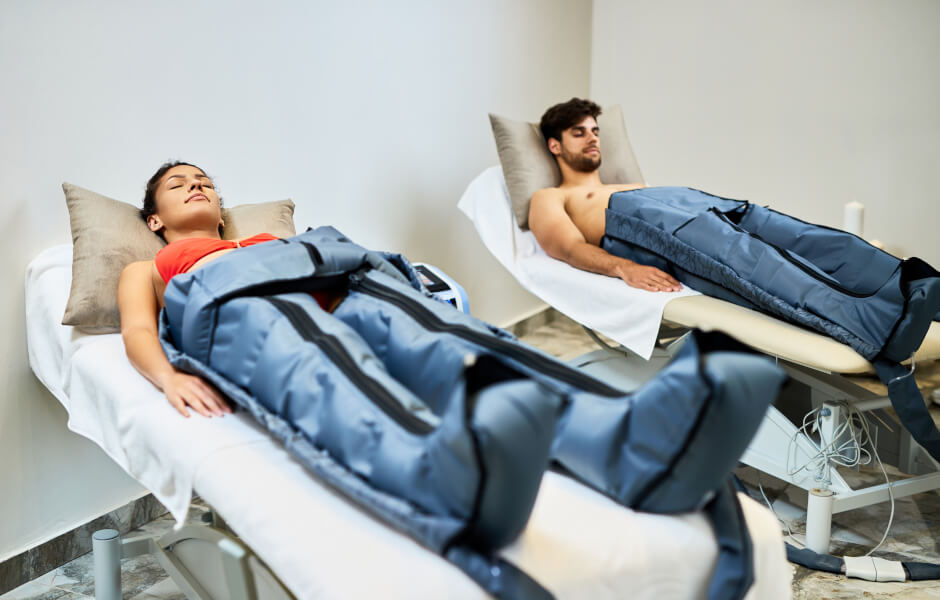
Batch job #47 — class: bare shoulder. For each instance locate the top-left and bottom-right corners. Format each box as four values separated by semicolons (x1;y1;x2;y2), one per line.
529;186;568;221
530;186;566;206
528;186;583;250
118;260;160;329
120;260;153;282
118;260;157;302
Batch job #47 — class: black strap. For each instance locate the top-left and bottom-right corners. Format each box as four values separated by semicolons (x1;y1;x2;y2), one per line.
786;542;940;581
905;561;940;580
703;479;755;600
446;545;554;600
785;543;843;574
872;359;940;462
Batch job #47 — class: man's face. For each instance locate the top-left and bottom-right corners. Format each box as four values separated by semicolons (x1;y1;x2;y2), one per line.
552;115;601;173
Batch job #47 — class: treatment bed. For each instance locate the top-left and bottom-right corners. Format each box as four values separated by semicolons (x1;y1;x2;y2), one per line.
459;164;940;558
25;242;791;599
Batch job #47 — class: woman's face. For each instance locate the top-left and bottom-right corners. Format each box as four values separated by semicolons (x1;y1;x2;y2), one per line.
147;164;223;238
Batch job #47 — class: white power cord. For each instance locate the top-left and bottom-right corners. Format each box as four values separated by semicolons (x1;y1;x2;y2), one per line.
756;474;803;548
768;400;896;557
786;402;872;485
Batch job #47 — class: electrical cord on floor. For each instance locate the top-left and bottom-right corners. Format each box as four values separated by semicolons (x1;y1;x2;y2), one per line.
734;400;940;581
781;399;895;556
756;474;800;547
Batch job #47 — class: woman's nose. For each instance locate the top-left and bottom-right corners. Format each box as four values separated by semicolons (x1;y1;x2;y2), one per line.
188;178;203;190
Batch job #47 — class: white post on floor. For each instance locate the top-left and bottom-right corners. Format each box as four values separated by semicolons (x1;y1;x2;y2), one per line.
806;488;834;555
92;529;122;600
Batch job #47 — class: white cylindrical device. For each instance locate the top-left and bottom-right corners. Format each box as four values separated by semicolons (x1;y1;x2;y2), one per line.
806;488;835;555
843;201;864;236
93;529;122;600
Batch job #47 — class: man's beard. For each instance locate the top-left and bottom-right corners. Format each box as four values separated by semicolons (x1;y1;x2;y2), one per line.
560;147;601;173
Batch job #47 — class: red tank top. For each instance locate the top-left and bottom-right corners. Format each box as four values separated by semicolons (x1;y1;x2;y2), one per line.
155;233;279;283
155;233;335;311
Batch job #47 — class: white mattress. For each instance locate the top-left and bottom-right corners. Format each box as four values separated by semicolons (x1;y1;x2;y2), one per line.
25;244;791;599
458;166;700;360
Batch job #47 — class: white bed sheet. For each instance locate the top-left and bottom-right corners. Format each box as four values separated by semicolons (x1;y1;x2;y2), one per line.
25;244;791;599
458;166;701;360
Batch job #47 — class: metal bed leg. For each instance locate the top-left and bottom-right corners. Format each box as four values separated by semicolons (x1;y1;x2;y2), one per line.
92;529;122;600
219;538;258;600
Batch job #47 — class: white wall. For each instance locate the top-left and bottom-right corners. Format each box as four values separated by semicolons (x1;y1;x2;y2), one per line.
592;0;939;265
0;0;592;559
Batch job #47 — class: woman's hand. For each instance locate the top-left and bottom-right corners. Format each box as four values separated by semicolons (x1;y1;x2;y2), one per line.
617;263;682;292
162;371;232;418
119;261;232;419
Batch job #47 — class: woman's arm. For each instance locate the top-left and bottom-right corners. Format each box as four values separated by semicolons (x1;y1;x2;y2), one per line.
117;261;230;418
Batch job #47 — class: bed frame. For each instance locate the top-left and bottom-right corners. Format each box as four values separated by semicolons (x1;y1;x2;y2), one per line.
572;308;940;556
92;508;294;600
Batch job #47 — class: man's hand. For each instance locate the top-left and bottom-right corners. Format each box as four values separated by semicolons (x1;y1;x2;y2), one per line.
616;263;683;292
162;371;232;418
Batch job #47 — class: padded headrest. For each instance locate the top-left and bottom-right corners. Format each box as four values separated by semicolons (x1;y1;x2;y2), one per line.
488;105;644;229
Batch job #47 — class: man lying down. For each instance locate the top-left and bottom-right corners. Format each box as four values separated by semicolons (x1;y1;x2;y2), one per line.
529;98;940;462
117;161;786;600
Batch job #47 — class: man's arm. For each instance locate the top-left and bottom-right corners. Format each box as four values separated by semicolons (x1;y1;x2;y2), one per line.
528;189;681;292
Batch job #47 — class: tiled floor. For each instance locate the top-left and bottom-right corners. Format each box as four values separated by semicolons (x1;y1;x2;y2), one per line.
0;499;209;600
4;313;940;599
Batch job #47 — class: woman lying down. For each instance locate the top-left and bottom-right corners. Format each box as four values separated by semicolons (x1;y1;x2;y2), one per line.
117;161;787;600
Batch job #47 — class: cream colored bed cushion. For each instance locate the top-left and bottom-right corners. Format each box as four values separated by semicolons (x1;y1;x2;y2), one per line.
489;104;645;229
664;295;940;373
62;182;296;333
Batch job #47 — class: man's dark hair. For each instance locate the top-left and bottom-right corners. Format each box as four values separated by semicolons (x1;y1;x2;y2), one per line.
539;98;602;146
140;160;223;241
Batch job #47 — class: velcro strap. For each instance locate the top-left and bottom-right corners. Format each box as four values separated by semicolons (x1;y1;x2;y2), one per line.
873;358;940;462
843;556;906;582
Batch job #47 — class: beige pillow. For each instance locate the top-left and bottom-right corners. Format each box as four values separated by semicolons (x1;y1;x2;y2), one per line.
62;182;296;333
488;105;645;229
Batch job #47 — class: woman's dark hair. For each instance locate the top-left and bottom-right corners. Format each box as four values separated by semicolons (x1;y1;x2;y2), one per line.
140;160;223;241
539;98;602;145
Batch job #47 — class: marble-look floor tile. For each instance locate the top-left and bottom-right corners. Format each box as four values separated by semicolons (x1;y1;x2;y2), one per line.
0;493;172;598
52;548;173;599
506;306;559;338
0;552;29;596
0;575;88;600
127;577;185;600
518;314;599;362
0;508;189;600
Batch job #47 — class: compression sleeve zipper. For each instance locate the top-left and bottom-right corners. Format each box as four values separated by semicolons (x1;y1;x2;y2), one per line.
299;241;324;265
350;275;625;397
708;208;875;298
265;296;435;435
